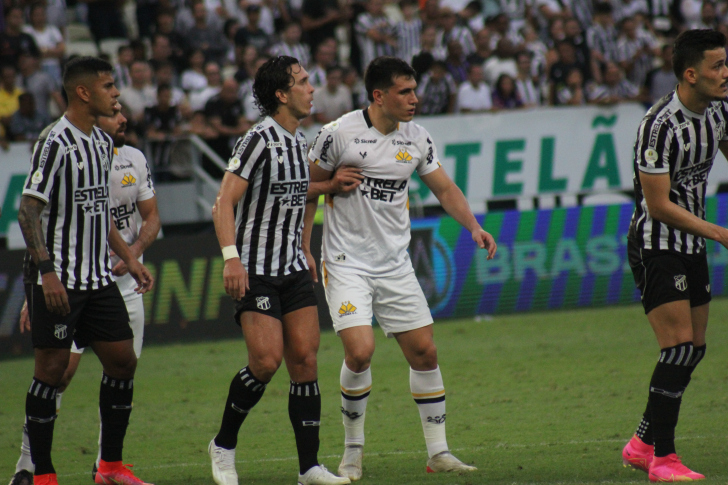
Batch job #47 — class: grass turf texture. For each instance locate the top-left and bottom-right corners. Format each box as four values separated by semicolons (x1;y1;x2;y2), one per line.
2;302;727;485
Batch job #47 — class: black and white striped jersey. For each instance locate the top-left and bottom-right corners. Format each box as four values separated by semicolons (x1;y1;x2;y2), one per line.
22;116;116;290
226;116;310;276
269;42;312;69
628;90;728;254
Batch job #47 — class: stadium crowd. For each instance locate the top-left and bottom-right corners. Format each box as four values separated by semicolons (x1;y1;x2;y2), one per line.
0;0;721;174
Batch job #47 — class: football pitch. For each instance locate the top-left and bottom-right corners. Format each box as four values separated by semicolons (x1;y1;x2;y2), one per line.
2;302;727;485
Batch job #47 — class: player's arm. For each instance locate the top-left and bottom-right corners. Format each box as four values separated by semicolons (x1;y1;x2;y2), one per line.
212;172;250;300
109;225;154;293
307;165;364;197
640;171;728;247
420;168;497;259
111;197;161;276
302;162;336;283
18;195;70;315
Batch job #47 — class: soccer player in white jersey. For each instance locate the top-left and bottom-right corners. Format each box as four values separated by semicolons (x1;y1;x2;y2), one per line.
9;105;160;485
208;56;350;485
304;56;497;480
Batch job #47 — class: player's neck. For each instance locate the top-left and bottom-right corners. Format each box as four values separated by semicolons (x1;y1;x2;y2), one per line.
676;83;710;115
271;111;300;136
366;106;398;135
65;105;97;136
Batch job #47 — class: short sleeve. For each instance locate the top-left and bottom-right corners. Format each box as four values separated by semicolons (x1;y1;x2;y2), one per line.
23;134;63;203
134;149;156;201
227;130;266;180
307;121;344;171
636;118;672;174
416;128;441;177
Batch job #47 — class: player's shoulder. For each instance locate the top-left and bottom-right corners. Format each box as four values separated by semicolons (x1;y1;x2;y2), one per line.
398;119;431;141
708;98;728;116
639;92;677;133
321;109;364;137
117;145;148;166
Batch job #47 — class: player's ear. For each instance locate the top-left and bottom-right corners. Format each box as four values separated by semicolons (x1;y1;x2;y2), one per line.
275;89;288;105
75;83;92;103
372;88;384;105
683;66;698;86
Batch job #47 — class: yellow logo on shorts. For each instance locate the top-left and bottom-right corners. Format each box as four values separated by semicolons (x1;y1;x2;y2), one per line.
338;301;357;317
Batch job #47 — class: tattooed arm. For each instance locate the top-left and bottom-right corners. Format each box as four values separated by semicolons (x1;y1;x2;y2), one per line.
18;195;70;315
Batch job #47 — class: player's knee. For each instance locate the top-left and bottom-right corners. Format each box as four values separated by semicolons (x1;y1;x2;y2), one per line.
37;361;68;386
250;355;282;381
113;353;137;379
411;343;438;370
345;347;374;373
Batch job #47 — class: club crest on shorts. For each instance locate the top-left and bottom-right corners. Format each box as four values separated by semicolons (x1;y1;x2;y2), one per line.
674;274;687;291
338;301;357;317
256;296;271;310
54;324;67;340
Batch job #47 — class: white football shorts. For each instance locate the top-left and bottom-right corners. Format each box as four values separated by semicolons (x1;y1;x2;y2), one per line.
71;295;144;358
323;264;433;337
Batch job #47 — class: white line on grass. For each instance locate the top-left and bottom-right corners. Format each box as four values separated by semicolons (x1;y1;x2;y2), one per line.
55;435;714;479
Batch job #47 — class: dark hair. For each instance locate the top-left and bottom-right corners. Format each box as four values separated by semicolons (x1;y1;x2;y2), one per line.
326;65;344;76
62;56;113;92
673;29;727;79
253;55;301;116
118;44;132;55
364;56;416;102
29;2;45;16
157;83;172;95
593;2;613;15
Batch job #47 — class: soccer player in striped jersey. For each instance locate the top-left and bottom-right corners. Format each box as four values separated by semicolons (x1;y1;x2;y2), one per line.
622;30;728;482
10;106;160;485
208;56;350;485
16;57;154;485
305;56;497;480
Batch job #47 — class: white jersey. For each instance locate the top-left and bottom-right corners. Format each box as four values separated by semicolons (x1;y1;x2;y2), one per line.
308;109;441;277
108;145;156;299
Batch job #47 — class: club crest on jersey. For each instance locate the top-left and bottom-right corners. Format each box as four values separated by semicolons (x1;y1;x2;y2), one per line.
228;157;241;171
338;301;357;317
31;170;44;185
395;149;413;163
121;173;136;187
54;324;67;340
674;275;687;291
323;121;340;132
256;296;271;310
100;153;110;171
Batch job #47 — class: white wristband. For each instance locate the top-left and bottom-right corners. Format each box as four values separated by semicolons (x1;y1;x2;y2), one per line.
221;245;239;261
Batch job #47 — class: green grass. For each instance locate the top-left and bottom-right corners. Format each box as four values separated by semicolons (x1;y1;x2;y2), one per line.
2;301;728;485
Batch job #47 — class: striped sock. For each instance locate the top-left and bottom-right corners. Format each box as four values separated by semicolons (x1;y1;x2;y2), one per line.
340;363;371;447
410;367;448;458
99;373;134;463
26;378;59;476
288;381;321;474
214;366;267;450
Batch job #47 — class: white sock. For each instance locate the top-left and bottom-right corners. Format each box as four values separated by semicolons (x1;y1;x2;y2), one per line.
340;362;372;447
410;366;448;458
15;420;34;473
55;391;63;413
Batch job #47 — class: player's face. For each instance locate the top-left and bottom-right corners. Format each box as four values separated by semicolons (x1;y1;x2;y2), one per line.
380;75;418;123
694;47;728;101
89;72;120;117
97;109;128;147
284;64;315;120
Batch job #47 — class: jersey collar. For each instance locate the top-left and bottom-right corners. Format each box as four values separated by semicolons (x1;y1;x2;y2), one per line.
362;107;400;135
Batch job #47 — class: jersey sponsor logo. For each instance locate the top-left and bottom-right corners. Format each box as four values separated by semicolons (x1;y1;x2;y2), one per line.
31;170;44;185
234;132;255;157
115;163;133;171
228;157;241;171
271;180;309;207
644;148;658;165
674;274;687;291
121;173;136;187
426;414;446;424
54;324;67;340
111;202;137;230
256;296;271;310
359;151;367;159
426;137;434;164
648;109;671;148
354;137;376;144
676;121;692;130
63;144;78;155
319;135;334;162
338;301;357;317
335;253;346;262
267;141;285;148
395;149;413;163
675;160;711;188
391;140;412;146
74;185;109;215
37;131;56;168
359;177;408;202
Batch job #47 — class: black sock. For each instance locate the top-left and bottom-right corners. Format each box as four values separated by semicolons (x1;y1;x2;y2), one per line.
99;373;134;463
288;380;321;475
214;367;267;450
684;344;706;387
26;378;59;476
649;342;693;457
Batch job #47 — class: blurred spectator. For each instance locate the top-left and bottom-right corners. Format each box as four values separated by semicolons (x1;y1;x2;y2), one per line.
616;16;658;88
456;64;492;113
270;22;311;68
231;0;276;36
313;65;353;124
301;0;343;54
144;84;184;179
420;0;441;27
176;0;224;36
644;43;676;106
113;45;134;89
45;0;69;32
342;66;367;109
23;3;65;82
564;17;592;78
589;61;640;105
491;73;523;110
467;28;492;66
587;2;619;67
188;109;218;141
498;0;530;32
514;50;541;107
612;0;649;24
688;1;720;29
569;0;595;31
233;44;260;84
521;23;547;80
679;0;704;29
0;65;23;128
181;49;208;93
189;61;222;111
204;77;250;176
187;0;228;65
234;4;273;53
435;7;475;57
461;1;486;32
149;34;174;74
309;39;337;88
355;0;397;74
9;92;49;141
156;8;189;73
555;67;587;106
483;38;518;85
545;17;565;50
130;39;149;62
0;6;40;69
86;0;127;42
445;40;469;84
416;60;457;115
486;12;522;51
396;0;422;64
411;25;442;77
119;60;157;122
532;0;569;39
549;40;589;104
136;0;159;39
154;61;187;109
18;54;65;119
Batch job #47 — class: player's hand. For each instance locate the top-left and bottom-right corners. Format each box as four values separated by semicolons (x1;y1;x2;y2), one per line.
224;258;249;300
330;166;364;193
41;272;71;315
128;260;154;294
112;259;129;276
304;249;318;283
20;298;31;333
472;228;497;260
